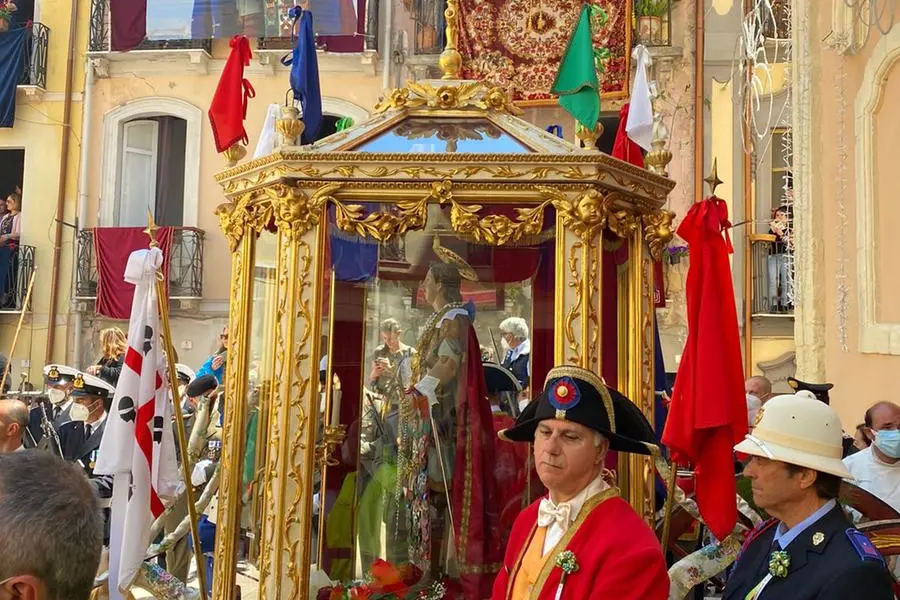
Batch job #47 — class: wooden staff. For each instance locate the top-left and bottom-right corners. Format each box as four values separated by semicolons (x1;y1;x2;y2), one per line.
0;269;36;395
145;215;209;600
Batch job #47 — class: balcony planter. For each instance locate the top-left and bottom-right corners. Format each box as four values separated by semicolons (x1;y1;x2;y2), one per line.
0;1;16;32
635;0;668;46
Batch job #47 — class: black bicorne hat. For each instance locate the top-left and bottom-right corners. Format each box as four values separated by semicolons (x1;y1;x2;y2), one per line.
499;365;658;456
483;363;522;395
787;377;833;404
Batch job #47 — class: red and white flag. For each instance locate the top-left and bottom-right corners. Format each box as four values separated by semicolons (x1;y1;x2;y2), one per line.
95;247;180;599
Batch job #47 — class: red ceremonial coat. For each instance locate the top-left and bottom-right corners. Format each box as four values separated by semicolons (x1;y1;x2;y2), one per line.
491;489;669;600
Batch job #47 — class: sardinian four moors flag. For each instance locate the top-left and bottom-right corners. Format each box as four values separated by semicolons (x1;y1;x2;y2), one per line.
95;247;180;599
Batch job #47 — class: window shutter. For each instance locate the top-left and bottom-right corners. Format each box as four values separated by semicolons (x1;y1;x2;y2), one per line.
118;119;159;227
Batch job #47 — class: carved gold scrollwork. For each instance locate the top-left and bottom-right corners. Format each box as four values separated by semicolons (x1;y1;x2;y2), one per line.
642;210;676;261
447;198;551;246
331;180;449;242
374;81;523;116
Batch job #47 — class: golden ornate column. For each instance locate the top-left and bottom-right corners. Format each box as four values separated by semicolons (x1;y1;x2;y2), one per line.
256;183;334;600
212;216;256;600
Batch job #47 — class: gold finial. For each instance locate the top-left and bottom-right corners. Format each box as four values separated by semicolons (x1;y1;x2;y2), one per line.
438;0;462;79
704;158;724;197
144;210;160;247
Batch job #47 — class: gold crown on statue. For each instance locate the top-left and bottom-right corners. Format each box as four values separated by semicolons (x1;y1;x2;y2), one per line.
74;374;84;389
432;236;478;282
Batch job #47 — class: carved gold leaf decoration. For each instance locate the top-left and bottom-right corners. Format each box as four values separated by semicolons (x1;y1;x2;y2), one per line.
331;180;450;242
373;81;523;116
642;210;676;260
446;199;551;246
267;182;343;241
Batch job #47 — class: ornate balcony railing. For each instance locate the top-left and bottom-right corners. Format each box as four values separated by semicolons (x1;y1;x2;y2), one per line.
750;233;793;316
75;227;204;300
88;0;212;53
20;23;49;88
0;244;35;313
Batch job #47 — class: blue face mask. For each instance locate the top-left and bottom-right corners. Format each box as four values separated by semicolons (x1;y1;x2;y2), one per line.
874;429;900;459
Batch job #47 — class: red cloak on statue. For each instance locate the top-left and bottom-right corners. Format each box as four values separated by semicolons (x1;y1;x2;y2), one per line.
491;490;669;600
661;198;747;541
454;325;505;599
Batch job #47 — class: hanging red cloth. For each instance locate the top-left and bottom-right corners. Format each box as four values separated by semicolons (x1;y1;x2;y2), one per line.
662;198;746;541
94;227;173;319
209;36;255;153
612;103;645;168
453;325;503;599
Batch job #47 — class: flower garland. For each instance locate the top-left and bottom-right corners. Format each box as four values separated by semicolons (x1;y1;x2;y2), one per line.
315;560;454;600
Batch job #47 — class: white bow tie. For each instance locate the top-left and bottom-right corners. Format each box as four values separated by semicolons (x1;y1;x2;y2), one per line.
537;498;572;529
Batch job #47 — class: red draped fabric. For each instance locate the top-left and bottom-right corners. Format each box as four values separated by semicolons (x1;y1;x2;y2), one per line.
94;227;172;319
662;198;746;540
110;0;146;51
209;36;255;153
455;325;503;599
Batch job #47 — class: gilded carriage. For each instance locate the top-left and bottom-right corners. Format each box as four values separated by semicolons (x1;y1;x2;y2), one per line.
210;51;675;597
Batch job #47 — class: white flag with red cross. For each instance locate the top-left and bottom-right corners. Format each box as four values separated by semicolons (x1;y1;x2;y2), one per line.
95;247;179;599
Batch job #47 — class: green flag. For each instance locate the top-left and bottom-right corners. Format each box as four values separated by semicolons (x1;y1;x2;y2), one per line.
551;4;599;132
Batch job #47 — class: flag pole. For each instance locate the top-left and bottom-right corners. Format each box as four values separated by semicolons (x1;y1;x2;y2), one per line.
0;268;36;395
144;214;209;600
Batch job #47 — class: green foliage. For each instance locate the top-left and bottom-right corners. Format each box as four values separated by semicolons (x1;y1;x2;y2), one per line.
634;0;669;18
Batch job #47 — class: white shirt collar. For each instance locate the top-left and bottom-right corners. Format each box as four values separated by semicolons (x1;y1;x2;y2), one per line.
86;411;107;430
545;471;608;521
508;338;530;363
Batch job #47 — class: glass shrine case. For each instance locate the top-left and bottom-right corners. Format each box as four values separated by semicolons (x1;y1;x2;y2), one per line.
212;79;675;600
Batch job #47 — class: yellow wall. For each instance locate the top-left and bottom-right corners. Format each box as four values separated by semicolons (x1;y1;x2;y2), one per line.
0;0;89;385
801;5;900;430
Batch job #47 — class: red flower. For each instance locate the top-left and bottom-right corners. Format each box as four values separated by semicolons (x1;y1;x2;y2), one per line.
369;559;409;596
398;563;424;587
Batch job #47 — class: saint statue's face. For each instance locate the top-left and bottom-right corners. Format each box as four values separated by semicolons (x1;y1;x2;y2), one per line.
422;269;440;306
533;419;606;501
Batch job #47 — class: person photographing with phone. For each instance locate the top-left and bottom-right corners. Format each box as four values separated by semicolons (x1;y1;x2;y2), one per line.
196;326;228;384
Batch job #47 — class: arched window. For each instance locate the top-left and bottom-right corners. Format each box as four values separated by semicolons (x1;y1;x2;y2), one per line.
101;98;202;227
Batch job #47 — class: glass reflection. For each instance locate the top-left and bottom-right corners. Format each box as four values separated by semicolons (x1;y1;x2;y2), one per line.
352;118;534;154
315;206;551;599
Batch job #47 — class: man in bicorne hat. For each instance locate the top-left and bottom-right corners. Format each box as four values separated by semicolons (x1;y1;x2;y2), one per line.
492;365;669;600
724;391;893;600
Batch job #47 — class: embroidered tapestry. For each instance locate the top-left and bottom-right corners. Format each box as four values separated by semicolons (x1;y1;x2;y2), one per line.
458;0;631;103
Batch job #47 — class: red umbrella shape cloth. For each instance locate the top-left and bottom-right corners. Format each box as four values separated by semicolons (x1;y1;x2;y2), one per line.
662;197;747;540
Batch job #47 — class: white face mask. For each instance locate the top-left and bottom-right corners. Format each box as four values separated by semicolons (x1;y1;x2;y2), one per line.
47;388;67;406
69;402;90;422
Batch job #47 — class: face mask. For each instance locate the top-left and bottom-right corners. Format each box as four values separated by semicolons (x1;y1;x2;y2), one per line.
874;429;900;459
47;388;67;406
69;402;90;422
746;394;761;407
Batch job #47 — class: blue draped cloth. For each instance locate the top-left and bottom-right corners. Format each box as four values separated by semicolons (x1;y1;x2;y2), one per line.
329;205;378;282
0;28;27;128
282;9;323;144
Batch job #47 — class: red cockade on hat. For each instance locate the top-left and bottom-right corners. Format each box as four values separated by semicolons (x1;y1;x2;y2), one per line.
209;35;255;153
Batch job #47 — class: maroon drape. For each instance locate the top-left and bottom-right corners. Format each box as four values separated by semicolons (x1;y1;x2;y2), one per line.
94;227;172;319
110;0;146;51
662;198;747;540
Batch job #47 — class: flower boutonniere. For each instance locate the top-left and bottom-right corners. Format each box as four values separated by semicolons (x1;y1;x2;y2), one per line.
553;551;579;600
768;550;790;578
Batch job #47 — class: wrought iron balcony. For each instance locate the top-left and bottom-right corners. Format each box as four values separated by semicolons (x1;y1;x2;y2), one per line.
75;227;204;301
0;245;35;313
20;23;49;89
88;0;212;53
750;233;793;317
762;0;790;39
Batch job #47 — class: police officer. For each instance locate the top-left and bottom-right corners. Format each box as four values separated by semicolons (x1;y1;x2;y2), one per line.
26;364;78;451
724;391;894;600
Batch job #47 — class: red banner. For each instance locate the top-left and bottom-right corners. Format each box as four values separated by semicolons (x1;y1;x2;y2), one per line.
94;227;173;320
